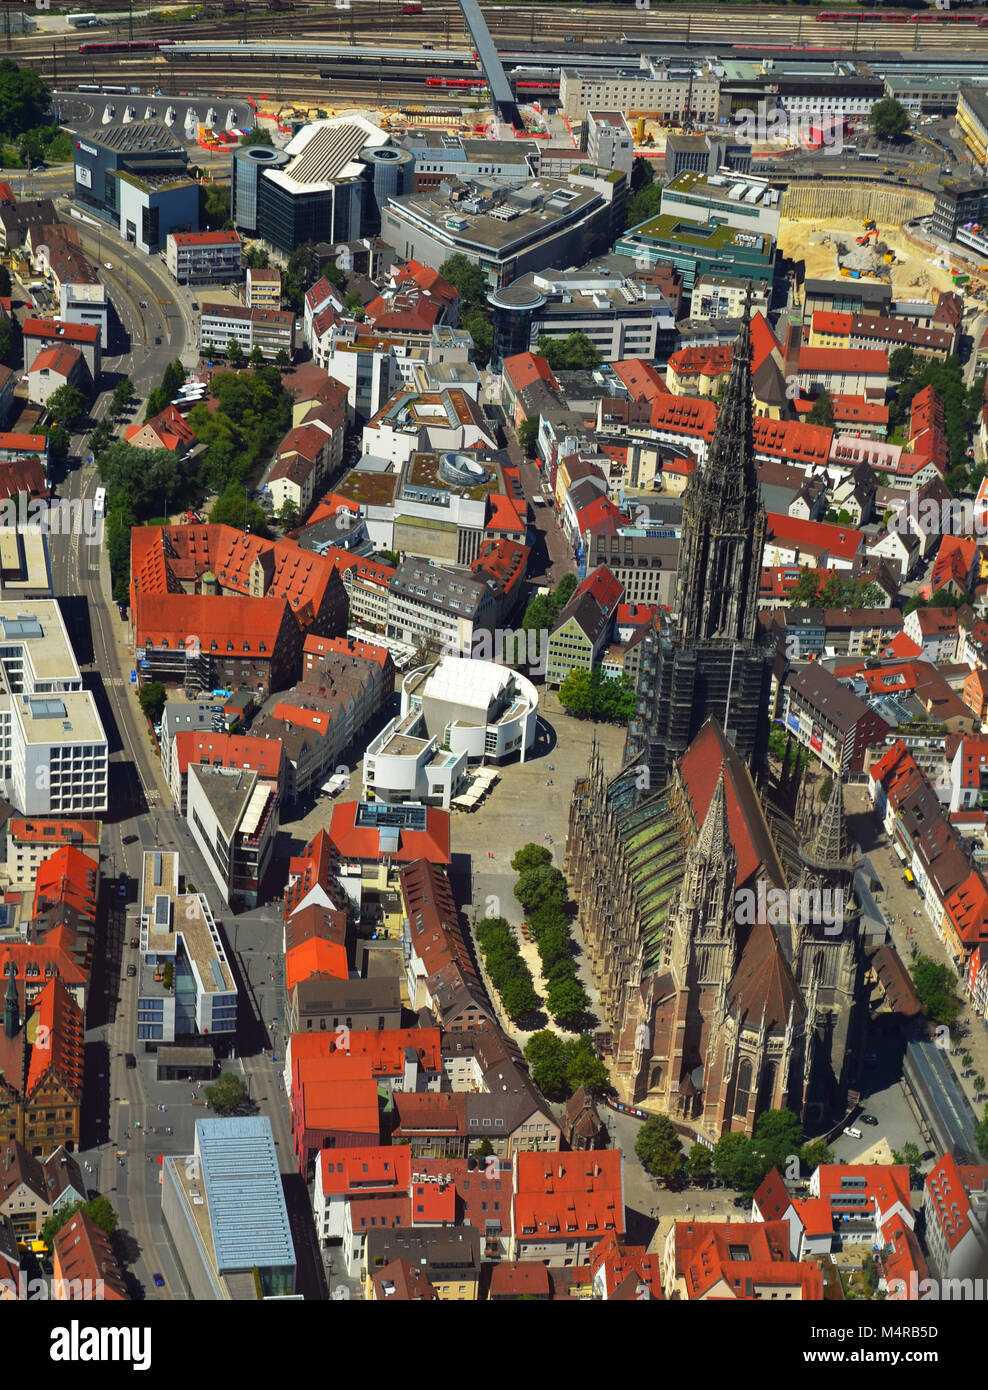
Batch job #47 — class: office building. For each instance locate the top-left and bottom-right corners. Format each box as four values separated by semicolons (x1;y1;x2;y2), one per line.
59;280;108;351
135;848;238;1046
186;763;280;909
166;229;242;285
382;174;619;289
660;170;781;241
664;133;753;179
231;143;290;236
72;123;198;253
585;111;634;177
0;601;108;815
616;214;774;293
930;178;988;243
958;87;988;168
559;56;720;124
487;283;548;372
162;1118;297;1300
199;302;294;359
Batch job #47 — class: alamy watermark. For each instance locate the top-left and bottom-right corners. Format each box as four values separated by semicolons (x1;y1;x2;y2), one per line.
736;881;845;935
892;491;988;540
0;495;103;544
441;627;550;677
735;101;846;155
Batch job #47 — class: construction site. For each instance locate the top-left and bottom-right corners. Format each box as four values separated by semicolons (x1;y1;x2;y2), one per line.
779;212;987;308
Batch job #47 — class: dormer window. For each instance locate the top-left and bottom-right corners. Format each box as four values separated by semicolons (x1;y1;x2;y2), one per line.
227;641;234;652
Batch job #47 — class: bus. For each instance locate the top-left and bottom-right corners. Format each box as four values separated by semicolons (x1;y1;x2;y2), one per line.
92;487;106;518
858;151;880;162
67;13;98;25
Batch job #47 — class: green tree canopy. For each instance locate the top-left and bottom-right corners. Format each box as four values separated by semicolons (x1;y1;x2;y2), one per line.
240;126;274;147
438;252;489;309
868;97;910;141
0;60;52;138
199;181;231;231
500;972;539;1022
545;974;591;1030
46;384;89;429
536;331;603;372
910;953;962;1025
209;482;273;539
226;338;245;367
511;843;553;875
635;1114;684;1184
753;1108;804;1172
889;346;915;382
138;681;166;724
518;415;539;458
205;1072;250;1115
41;1195;118;1248
111;377;133;416
807;391;834;427
800;1138;834;1171
97;440;195;521
564;1034;611;1097
686;1143;714;1184
277;497;300;530
523;1030;570;1099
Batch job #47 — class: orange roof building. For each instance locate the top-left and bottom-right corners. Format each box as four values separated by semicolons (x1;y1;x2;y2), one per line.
666;1219;822;1300
52;1209;129;1301
512;1151;624;1264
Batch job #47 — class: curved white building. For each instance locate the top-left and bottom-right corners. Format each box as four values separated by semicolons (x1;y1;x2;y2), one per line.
402;655;538;764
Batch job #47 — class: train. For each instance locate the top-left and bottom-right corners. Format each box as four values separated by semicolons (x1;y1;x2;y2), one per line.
77;39;176;54
425;76;488;88
817;9;988;21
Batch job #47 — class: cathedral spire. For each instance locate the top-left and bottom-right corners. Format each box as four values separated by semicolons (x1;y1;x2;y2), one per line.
3;962;17;1039
674;281;767;649
696;769;732;863
801;778;855;875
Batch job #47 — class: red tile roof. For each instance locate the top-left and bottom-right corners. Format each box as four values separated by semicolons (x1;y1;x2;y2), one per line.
924;1152;988;1253
33;846;98;921
609;358;668;401
798;346;889;374
9;818;100;847
173;731;284;780
22;318;99;344
52;1210;129;1301
753;416;833;466
765;511;862;562
574;564;623;616
811;310;853;337
513;1151;624;1243
29;344;83;379
649;393;717;440
25;975;84;1099
317;1145;412;1197
328;801;451;866
502;351;558;394
668;344;732;378
171;230;240;247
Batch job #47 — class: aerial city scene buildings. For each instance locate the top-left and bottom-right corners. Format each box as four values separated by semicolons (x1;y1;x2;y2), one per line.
2;0;988;1348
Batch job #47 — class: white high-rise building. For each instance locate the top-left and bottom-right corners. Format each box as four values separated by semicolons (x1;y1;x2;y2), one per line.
0;601;108;814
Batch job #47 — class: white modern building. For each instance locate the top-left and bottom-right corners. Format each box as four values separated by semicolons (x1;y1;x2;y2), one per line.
135;849;239;1046
363;709;469;810
401;656;539;764
0;601;108;814
514;258;677;363
199;303;295;359
59;280;109;350
186;762;279;909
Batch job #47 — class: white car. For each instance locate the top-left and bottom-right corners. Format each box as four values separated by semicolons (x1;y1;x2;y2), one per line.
104;262;113;270
843;1126;863;1140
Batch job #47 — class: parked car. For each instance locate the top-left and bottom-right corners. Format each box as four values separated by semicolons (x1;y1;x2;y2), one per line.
122;834;138;845
125;1053;136;1069
154;336;162;345
843;1126;863;1139
152;1273;165;1288
126;965;136;977
861;1114;879;1126
130;936;139;948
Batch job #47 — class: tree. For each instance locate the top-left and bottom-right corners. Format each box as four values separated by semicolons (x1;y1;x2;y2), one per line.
807;391;834;427
98;440;194;521
514;865;568;915
500;972;539;1022
630;155;655;194
282;241;321;311
438;253;489;309
546;974;590;1029
199;181;231;231
0;265;10;297
963;1052;974;1070
713;1131;754;1190
46;383;89;430
44;424;70;464
0;316;12;367
209;482;273;538
563;1035;611;1098
145;360;187;421
868;97;909;141
889;346;915;383
321;259;346;290
275;347;291;368
110;377;133;417
277;497;300;530
788;565;822;608
800;1138;834;1172
226;338;245;367
910;953;961;1026
240;126;274;147
244;245;270;270
635;1115;684;1184
685;1143;714;1185
523;1030;570;1100
205;1072;249;1115
891;1142;923;1186
975;1075;986;1096
625;179;662;232
558;668;595;718
472;1137;495;1158
41;1195;118;1249
462;306;492;367
518;415;539;459
511;843;553;875
344;291;365;320
537;331;603;372
249;344;264;369
0;60;52;138
138;681;166;725
753;1108;804;1172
